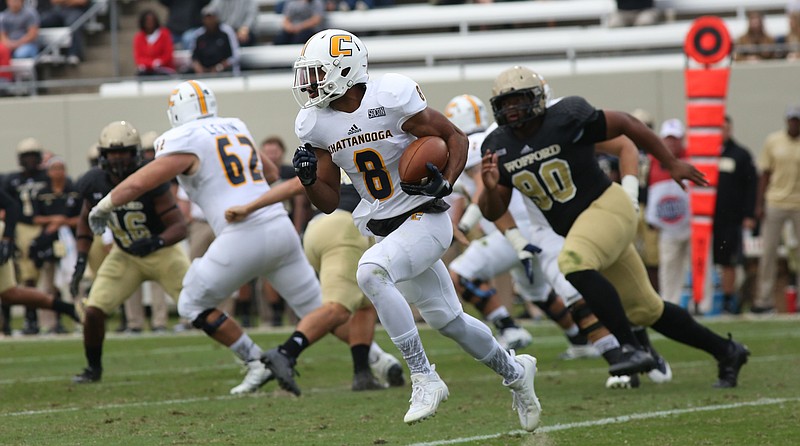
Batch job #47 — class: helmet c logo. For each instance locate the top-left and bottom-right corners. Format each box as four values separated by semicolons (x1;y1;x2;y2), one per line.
330;35;353;58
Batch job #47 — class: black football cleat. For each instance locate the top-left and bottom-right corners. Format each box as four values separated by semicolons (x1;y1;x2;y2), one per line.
72;367;102;384
352;370;386;391
713;334;750;388
608;344;656;377
261;348;301;396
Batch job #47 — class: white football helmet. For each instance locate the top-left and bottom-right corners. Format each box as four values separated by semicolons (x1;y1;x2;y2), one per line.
292;29;369;109
444;94;489;135
16;137;44;155
167;80;218;128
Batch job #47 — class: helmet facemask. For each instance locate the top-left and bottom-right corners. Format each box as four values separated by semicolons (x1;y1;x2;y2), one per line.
99;147;142;180
490;87;546;128
292;29;368;109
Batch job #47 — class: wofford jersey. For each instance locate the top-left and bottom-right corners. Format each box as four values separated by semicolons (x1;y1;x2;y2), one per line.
77;168;169;255
482;96;611;236
295;73;432;222
156;116;287;235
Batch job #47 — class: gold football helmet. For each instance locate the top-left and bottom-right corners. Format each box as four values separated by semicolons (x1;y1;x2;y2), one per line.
490;66;547;128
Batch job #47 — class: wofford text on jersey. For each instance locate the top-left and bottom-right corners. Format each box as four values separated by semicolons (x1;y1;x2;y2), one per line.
504;144;562;172
327;129;394;154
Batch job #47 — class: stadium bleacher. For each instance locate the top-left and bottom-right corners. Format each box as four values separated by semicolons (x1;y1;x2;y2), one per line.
97;0;793;96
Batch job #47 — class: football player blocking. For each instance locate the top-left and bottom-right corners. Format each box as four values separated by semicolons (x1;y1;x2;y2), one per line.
84;81;402;395
478;66;750;389
290;29;540;431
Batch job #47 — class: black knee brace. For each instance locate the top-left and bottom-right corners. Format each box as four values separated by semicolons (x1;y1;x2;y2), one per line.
192;309;229;335
534;291;570;322
458;276;496;312
569;301;604;337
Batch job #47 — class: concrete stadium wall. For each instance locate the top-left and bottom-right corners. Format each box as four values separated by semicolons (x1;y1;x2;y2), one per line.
0;61;797;178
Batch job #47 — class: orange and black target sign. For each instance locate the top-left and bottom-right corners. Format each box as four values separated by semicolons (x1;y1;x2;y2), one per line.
684;16;732;65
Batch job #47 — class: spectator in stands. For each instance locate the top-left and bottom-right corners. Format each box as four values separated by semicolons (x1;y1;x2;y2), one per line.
753;105;800;313
0;0;40;59
327;0;372;12
608;0;659;28
713;116;757;314
158;0;210;50
133;9;175;76
735;11;776;61
190;4;240;75
0;39;12;82
778;2;800;60
36;0;88;66
206;0;257;47
273;0;325;46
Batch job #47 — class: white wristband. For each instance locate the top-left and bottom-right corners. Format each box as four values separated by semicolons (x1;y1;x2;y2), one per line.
96;194;115;213
458;203;483;232
621;175;639;204
503;227;529;253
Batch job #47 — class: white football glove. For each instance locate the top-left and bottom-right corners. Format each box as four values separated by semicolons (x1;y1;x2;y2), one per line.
457;203;483;234
621;175;640;214
88;195;114;235
504;227;542;284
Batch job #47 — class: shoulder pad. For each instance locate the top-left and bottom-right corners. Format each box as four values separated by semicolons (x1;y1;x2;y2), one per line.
155;125;193;158
375;73;421;109
295;108;318;143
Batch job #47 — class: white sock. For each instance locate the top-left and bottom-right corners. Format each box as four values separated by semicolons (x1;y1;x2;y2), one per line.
368;341;385;364
391;328;431;375
481;346;523;384
564;324;579;337
592;334;621;354
229;333;262;362
486;306;510;323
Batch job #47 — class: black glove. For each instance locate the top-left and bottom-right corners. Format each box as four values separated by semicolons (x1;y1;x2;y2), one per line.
400;162;453;198
0;239;14;265
70;253;88;298
127;237;166;257
292;144;317;186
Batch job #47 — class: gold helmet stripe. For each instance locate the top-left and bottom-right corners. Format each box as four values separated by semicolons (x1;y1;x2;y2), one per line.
462;94;482;127
187;80;208;115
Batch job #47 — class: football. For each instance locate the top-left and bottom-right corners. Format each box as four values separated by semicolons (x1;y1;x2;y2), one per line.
398;136;449;184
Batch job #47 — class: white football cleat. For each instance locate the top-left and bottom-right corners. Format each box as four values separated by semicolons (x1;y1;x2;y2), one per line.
370;350;405;387
496;327;533;350
230;360;274;395
505;353;541;432
404;365;449;424
605;374;639;389
647;355;673;383
559;344;601;360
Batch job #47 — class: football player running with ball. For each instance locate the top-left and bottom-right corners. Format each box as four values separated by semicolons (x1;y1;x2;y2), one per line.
289;29;540;431
71;121;190;383
478;66;750;389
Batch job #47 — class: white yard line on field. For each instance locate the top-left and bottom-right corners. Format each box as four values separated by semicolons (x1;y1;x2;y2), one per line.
408;397;800;446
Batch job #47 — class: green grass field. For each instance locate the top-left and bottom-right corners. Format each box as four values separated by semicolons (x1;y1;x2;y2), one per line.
1;317;799;445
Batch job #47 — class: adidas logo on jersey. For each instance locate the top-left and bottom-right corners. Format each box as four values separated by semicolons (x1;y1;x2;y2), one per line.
347;124;362;135
520;145;534;155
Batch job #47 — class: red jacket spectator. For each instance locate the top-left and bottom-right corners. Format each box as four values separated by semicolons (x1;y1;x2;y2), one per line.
133;9;175;76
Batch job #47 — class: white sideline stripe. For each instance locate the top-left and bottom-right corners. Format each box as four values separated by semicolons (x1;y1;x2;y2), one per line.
408;397;800;446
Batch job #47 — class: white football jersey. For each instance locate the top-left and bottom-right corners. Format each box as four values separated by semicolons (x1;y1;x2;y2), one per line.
295;73;431;226
155;116;287;235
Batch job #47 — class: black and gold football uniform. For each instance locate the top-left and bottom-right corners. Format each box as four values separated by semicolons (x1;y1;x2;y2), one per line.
3;170;50;282
75;168;189;315
484;96;663;326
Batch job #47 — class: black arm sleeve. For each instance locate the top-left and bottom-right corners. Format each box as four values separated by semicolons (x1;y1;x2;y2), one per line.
0;189;21;239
